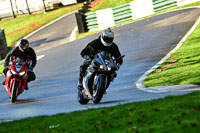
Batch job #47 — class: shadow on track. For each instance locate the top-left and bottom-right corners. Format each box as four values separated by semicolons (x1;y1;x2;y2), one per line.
85;99;127;106
13;99;39;104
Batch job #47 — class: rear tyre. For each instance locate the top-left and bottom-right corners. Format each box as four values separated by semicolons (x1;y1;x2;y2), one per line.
93;75;106;104
78;90;89;105
10;80;19;103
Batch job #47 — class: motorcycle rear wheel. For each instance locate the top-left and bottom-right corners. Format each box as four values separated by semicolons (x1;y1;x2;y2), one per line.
78;90;89;105
10;80;19;103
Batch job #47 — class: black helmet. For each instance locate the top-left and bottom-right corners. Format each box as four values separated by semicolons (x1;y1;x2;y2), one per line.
19;39;29;51
100;28;114;47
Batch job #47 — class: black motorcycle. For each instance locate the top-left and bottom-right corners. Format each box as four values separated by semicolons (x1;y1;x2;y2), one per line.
78;50;125;104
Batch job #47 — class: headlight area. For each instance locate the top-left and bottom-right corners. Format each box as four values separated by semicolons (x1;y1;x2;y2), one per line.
107;67;111;71
99;65;104;70
10;69;25;76
19;71;26;76
99;65;112;71
10;69;16;75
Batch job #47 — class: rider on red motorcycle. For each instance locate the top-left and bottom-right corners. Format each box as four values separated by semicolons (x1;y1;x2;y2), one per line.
3;39;37;90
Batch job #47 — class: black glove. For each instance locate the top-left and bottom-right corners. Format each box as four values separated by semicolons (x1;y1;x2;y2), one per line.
4;61;9;67
116;63;121;70
28;65;34;71
83;55;91;60
3;67;9;75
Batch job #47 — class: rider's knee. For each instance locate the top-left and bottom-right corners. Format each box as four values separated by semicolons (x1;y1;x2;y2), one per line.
28;71;36;82
3;67;9;75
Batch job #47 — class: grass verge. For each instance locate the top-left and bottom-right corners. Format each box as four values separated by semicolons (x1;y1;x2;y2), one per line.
0;64;3;74
0;91;199;132
143;6;200;87
87;0;133;12
0;3;83;47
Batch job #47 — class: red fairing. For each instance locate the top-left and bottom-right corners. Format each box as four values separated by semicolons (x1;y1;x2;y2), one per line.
4;58;28;100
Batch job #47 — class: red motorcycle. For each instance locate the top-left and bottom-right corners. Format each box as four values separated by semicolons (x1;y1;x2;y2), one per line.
4;57;29;103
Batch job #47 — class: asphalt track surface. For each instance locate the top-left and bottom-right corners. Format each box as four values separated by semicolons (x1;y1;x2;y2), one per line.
0;8;200;122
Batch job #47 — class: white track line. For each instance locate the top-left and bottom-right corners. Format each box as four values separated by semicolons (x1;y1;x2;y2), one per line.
69;26;78;42
136;7;200;93
37;54;45;60
23;10;78;39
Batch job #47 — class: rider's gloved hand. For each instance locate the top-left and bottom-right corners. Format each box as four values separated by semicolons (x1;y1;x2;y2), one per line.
4;61;9;67
116;63;121;70
3;67;9;75
28;65;34;71
83;55;91;60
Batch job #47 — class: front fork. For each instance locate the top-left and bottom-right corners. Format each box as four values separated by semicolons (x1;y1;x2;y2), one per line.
94;74;108;91
82;72;93;99
8;78;21;97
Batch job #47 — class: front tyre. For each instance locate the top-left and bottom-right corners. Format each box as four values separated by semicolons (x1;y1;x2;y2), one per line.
77;90;89;105
93;75;106;104
10;80;19;103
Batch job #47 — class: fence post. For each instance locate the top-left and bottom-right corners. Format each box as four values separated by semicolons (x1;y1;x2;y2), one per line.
76;0;86;3
42;0;47;13
0;28;8;60
10;0;16;18
25;0;31;15
75;11;88;33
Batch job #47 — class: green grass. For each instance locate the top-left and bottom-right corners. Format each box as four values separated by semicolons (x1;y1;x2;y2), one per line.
0;91;200;132
0;64;3;74
0;3;83;47
163;1;200;12
87;0;133;12
143;9;200;87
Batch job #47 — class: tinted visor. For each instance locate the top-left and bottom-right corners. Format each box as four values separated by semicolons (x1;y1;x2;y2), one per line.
103;36;113;43
20;43;28;50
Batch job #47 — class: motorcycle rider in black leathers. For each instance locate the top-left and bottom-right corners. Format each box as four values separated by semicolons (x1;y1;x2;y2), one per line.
77;28;123;90
3;39;37;90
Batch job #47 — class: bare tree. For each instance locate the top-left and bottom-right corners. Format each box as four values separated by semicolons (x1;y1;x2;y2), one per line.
42;0;47;13
25;0;31;15
14;0;19;15
10;0;16;18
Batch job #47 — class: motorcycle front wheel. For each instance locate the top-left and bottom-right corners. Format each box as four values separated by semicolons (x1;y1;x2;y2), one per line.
10;80;19;103
93;75;107;104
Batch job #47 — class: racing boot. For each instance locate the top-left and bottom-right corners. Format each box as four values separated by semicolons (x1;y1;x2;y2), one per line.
24;83;29;90
77;81;83;91
77;76;83;91
2;80;5;85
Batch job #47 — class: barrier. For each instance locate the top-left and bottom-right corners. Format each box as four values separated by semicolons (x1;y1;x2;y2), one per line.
75;12;88;33
78;0;200;32
177;0;200;6
0;28;8;60
113;4;132;24
130;0;154;20
153;0;177;12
